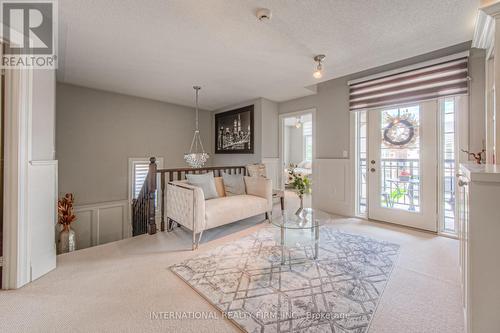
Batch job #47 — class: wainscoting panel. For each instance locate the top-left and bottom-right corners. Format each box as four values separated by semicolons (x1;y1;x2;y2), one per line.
72;200;130;250
262;158;280;189
312;158;353;216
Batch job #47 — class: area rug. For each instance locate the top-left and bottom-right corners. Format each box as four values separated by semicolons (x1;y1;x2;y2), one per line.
170;226;400;332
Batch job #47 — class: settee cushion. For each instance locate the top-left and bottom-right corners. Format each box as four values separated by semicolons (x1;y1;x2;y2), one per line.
246;163;266;178
222;172;246;196
214;177;226;197
204;195;268;230
186;173;218;200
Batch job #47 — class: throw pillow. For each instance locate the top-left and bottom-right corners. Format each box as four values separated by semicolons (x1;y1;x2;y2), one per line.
246;164;266;178
186;173;219;200
221;172;246;196
214;177;226;197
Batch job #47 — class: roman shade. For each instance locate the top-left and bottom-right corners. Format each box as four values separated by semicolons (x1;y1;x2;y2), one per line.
349;57;469;111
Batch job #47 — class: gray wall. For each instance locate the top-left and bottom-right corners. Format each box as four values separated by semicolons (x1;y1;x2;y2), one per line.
260;98;279;158
469;48;486;153
278;42;482;158
56;83;212;205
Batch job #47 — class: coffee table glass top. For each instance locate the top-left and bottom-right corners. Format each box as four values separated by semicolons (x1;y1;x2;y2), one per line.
271;208;330;229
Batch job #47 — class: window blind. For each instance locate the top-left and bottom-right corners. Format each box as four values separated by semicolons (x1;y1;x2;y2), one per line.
349;57;469;111
303;121;312;136
133;161;150;199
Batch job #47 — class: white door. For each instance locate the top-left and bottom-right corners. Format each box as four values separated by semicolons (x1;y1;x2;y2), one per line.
368;101;437;231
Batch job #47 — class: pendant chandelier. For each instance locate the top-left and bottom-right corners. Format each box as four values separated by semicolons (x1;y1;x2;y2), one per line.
184;86;209;168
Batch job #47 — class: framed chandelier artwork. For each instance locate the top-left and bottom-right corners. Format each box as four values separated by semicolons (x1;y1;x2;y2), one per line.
215;105;254;154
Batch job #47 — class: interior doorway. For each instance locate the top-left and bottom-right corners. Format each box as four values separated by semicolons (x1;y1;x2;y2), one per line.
280;110;315;209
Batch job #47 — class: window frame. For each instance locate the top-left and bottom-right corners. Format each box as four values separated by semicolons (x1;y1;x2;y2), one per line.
128;157;164;206
302;121;313;162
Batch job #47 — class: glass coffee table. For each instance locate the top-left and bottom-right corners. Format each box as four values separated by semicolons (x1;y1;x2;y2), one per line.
271;208;330;264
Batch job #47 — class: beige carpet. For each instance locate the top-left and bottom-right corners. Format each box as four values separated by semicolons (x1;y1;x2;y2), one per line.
0;193;464;333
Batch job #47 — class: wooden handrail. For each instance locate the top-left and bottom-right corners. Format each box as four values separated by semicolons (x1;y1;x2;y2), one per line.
158;166;246;173
132;157;249;235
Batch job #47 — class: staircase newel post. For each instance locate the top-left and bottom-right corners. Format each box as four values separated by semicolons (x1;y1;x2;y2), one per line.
147;157;157;235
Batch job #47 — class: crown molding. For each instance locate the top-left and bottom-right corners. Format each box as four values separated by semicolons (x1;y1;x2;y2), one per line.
481;1;500;17
472;10;495;50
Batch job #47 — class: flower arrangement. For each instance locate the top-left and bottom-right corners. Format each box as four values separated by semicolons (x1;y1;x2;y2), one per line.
288;164;311;214
58;193;77;231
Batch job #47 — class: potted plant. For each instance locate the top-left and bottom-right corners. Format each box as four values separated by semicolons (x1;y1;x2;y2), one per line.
287;164;312;215
57;193;77;254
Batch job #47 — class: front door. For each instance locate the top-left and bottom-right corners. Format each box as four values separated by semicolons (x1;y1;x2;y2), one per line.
367;101;437;231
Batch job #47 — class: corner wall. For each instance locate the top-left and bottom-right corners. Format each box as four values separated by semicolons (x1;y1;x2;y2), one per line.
56;83;212;249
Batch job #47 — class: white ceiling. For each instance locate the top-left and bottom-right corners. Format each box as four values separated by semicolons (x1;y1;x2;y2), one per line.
57;0;479;110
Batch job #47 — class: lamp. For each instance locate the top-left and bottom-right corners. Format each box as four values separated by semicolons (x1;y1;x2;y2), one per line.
184;86;209;168
313;54;325;79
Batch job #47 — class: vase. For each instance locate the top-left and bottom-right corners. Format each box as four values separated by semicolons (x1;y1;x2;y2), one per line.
295;194;304;215
58;226;76;254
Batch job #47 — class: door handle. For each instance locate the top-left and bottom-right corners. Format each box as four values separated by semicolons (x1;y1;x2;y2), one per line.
370;160;376;165
370;168;376;173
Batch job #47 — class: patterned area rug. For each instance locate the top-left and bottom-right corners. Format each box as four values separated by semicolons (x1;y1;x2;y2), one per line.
170;226;400;332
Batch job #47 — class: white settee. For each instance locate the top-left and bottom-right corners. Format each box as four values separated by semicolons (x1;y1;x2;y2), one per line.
166;176;272;249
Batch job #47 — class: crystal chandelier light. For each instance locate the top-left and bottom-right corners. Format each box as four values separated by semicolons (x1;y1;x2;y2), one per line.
184;86;209;168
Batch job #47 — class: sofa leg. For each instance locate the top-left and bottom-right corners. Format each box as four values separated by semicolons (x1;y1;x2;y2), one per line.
197;231;203;249
167;218;174;232
265;212;269;220
192;230;203;250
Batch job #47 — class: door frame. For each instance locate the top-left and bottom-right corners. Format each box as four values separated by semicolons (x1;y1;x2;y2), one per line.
278;108;317;191
2;65;33;289
366;101;438;232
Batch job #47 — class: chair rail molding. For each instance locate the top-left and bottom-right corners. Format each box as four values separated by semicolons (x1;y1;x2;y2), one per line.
72;200;131;250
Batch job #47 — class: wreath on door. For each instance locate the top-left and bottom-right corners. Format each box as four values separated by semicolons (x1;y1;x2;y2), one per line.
382;113;418;147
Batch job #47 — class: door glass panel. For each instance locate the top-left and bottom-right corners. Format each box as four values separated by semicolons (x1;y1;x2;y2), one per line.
357;111;368;215
441;97;457;233
380;106;420;212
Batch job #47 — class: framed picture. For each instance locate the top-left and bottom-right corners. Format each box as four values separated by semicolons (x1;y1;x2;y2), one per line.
215;105;254;154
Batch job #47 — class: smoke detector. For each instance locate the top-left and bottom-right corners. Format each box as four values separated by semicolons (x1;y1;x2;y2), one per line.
256;8;272;21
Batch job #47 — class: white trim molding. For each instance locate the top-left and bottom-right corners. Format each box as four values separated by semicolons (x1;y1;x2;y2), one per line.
2;67;33;289
72;200;131;250
472;10;495;56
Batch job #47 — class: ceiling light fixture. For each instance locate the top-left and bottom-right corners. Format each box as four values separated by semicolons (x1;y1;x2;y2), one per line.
313;54;326;79
184;86;209;168
256;8;272;21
